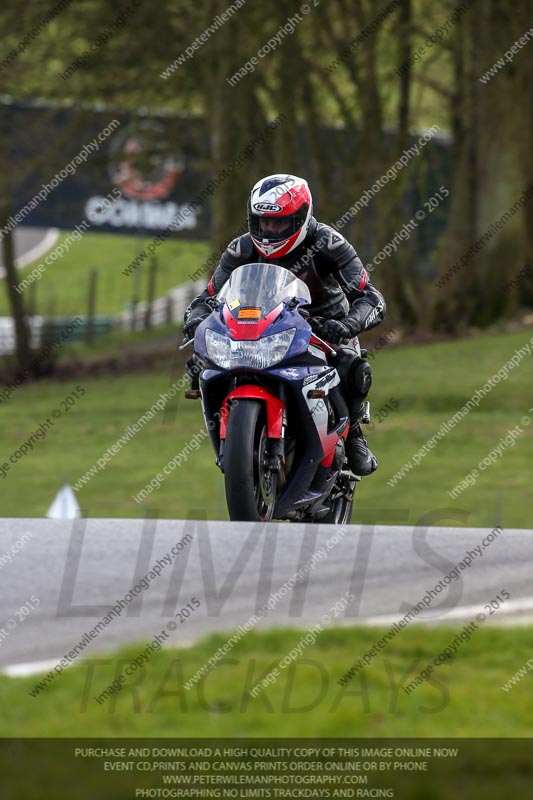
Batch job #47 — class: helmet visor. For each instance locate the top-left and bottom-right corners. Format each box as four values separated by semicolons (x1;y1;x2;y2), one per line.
249;202;310;245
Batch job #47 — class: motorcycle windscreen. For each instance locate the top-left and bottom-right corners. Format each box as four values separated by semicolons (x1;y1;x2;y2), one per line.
218;263;311;318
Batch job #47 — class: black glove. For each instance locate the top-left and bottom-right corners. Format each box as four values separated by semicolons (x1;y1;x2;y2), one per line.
315;318;359;344
182;314;207;342
308;316;324;333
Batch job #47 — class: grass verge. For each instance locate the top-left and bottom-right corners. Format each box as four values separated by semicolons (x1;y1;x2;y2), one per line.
0;232;211;316
3;624;533;736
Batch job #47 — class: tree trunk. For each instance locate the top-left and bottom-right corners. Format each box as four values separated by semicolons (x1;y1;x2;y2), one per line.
397;0;412;151
0;205;31;374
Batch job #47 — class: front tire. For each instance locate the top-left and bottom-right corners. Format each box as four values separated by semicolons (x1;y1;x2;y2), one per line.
224;400;277;522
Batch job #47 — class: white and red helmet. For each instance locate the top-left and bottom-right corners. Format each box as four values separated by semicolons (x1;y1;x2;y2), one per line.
247;174;313;258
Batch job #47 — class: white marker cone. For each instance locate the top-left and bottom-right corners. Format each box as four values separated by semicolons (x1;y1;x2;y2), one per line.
46;483;81;519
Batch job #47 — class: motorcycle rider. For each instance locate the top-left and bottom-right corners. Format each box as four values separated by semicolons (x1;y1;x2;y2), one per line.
183;174;386;476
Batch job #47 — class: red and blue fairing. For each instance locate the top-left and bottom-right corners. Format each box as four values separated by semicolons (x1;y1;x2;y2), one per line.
193;263;350;519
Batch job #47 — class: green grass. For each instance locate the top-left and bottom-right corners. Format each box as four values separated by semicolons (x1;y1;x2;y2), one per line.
0;231;211;316
0;327;532;526
2;625;533;737
46;321;180;360
366;327;533;529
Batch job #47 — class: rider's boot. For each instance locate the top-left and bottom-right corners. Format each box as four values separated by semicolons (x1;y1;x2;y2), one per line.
331;345;378;475
345;406;378;476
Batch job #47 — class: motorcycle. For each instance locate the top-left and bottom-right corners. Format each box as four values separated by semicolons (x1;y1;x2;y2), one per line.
187;262;367;524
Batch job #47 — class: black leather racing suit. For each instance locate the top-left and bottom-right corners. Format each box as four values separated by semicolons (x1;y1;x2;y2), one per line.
184;218;386;425
186;217;385;334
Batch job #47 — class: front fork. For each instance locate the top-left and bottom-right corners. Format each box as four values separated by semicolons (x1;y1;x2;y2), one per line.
215;384;287;474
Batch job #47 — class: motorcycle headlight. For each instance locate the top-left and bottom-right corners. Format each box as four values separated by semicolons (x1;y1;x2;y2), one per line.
205;328;296;369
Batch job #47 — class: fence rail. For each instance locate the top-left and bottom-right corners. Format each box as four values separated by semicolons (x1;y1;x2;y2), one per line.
0;279;206;354
118;280;205;331
0;317;44;355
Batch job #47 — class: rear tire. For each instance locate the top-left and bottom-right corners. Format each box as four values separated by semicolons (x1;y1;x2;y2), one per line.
321;473;357;524
224;400;277;522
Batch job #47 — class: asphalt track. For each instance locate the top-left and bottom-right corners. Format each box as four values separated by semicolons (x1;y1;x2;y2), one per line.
0;518;531;674
0;228;59;276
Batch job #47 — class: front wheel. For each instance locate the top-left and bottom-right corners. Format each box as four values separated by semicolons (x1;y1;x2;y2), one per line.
224;400;277;522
